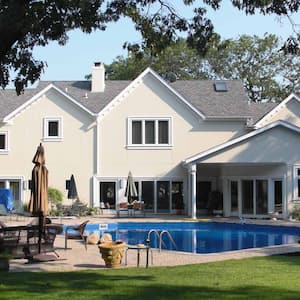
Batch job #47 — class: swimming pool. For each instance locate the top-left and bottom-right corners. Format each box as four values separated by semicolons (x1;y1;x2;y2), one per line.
84;222;300;254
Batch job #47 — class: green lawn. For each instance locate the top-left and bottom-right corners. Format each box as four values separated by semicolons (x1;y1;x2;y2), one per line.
1;254;300;300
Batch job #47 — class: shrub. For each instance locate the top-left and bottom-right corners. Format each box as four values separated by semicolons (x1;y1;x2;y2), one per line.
291;205;300;220
48;187;63;210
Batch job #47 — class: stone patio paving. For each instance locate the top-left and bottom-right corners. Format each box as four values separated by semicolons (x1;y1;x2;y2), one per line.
1;215;300;272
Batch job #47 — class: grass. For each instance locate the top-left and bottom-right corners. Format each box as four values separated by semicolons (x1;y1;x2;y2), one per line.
1;254;300;300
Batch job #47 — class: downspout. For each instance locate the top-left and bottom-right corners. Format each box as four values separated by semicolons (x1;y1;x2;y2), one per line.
96;117;100;175
92;117;100;207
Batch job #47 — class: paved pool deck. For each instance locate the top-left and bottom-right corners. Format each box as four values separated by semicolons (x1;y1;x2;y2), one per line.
1;215;300;272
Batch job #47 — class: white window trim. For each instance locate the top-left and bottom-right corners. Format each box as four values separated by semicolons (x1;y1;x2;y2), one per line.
127;117;173;149
293;165;300;201
0;131;9;154
43;117;63;141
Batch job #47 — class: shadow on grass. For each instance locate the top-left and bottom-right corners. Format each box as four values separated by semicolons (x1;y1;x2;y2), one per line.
0;269;300;300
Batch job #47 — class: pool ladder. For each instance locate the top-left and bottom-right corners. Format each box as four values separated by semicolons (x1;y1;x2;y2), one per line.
147;229;177;252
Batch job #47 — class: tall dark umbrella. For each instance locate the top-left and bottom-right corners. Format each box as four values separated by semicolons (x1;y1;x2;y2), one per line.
28;143;48;253
125;171;138;203
67;174;78;202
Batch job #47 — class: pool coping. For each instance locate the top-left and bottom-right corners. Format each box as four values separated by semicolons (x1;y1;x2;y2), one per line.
2;215;300;272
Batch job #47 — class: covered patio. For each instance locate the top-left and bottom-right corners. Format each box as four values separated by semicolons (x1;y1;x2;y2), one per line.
183;121;300;219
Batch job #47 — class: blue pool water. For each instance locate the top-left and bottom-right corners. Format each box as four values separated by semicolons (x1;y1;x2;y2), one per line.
83;222;300;254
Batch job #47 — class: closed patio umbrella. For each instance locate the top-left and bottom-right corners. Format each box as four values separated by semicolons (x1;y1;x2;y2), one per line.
125;171;138;203
67;174;78;202
28;143;48;253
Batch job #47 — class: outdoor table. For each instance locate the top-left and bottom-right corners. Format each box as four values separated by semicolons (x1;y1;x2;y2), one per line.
125;244;153;268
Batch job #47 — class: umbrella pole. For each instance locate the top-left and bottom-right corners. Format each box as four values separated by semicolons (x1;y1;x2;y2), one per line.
38;212;44;253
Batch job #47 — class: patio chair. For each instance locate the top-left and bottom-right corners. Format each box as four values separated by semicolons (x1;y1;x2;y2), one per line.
64;220;89;250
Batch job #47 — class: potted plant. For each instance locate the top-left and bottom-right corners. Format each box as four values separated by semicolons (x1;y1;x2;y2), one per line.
98;241;126;268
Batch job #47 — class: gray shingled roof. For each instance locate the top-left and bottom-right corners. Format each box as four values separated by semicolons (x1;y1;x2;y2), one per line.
0;78;276;122
43;80;131;114
169;80;276;122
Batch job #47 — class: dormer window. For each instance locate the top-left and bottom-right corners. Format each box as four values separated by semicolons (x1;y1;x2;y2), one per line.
128;117;172;149
214;82;227;92
43;117;63;141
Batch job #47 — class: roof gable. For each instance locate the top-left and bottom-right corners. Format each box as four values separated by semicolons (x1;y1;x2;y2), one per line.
2;84;96;122
97;67;206;120
254;93;300;128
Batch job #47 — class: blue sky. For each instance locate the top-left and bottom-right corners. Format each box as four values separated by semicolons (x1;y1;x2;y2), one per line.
32;2;297;82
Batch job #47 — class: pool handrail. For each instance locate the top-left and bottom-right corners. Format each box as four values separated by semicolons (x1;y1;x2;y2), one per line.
159;230;177;252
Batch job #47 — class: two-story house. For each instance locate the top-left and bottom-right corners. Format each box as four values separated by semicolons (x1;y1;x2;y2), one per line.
1;63;300;219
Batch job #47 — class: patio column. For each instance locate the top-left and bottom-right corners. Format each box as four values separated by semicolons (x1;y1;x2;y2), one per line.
189;164;197;219
5;180;9;189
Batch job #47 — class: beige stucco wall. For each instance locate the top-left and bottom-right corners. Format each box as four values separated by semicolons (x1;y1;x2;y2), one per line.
99;73;246;179
201;126;300;165
0;89;96;206
264;98;300;127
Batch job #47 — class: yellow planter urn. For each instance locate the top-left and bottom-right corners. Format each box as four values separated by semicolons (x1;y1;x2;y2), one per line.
98;241;126;268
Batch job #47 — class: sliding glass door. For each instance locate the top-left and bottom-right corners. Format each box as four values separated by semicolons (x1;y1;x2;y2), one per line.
256;180;268;214
273;180;283;214
242;180;254;214
230;180;238;215
100;182;116;209
241;179;268;216
157;181;170;213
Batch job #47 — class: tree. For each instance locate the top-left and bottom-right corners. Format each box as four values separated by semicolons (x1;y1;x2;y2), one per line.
104;34;300;102
205;0;300;54
103;38;219;81
2;1;300;95
206;34;287;102
0;0;215;94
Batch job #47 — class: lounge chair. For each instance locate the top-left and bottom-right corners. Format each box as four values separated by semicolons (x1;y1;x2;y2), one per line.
64;220;89;250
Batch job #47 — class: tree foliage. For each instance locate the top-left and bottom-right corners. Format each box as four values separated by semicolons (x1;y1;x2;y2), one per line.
103;38;219;81
1;0;300;95
105;34;300;102
206;34;287;102
0;0;215;94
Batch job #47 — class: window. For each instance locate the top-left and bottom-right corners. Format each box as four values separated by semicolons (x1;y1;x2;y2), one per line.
128;117;172;148
0;132;8;152
48;121;59;136
43;117;63;141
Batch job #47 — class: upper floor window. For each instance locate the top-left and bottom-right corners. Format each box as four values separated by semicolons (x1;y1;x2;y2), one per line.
0;132;8;152
128;117;172;149
43;117;63;141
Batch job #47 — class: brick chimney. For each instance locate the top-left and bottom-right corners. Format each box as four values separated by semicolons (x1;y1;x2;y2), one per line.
91;62;105;92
